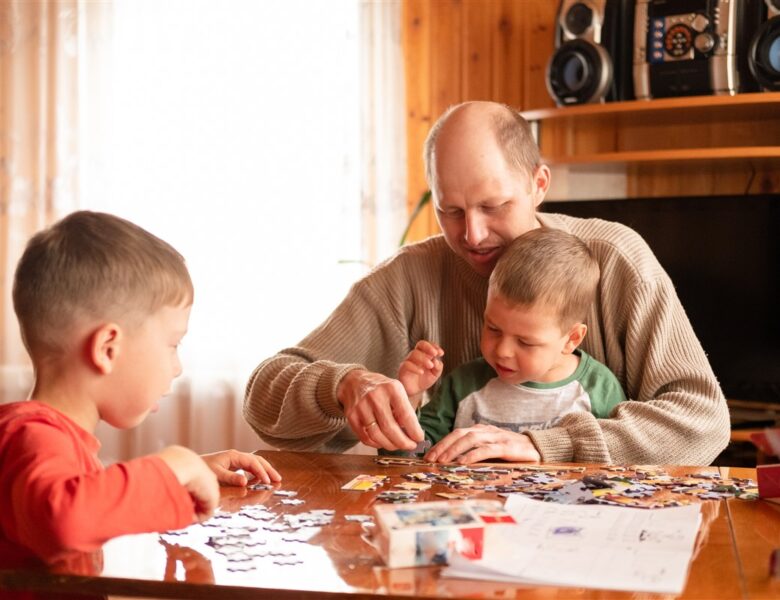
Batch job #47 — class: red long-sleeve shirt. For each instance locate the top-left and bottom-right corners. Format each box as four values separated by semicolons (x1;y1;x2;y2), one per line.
0;401;195;572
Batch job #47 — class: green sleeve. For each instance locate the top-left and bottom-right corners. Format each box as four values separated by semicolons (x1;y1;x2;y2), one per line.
418;373;459;445
418;358;497;444
579;355;627;418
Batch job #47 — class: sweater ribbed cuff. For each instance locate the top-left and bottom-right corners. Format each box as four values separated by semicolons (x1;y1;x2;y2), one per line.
525;427;574;463
316;363;367;419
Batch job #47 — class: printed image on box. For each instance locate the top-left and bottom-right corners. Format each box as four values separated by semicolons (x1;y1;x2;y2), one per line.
414;529;451;566
394;505;477;528
471;503;517;524
371;500;515;569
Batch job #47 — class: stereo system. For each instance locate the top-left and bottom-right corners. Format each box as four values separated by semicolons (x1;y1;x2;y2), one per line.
546;0;634;105
546;0;780;103
748;0;780;91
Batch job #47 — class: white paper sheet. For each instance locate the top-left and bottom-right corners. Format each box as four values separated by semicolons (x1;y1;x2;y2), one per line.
443;495;701;594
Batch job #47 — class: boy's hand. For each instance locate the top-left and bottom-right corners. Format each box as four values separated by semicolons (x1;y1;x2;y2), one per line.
200;449;282;486
398;340;444;399
157;445;220;522
424;425;541;465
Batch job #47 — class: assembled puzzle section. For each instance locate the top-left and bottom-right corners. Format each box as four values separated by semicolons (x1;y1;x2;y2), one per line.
372;457;758;506
372;499;515;569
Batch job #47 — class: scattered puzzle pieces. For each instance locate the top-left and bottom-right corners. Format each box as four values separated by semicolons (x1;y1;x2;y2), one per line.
158;460;759;577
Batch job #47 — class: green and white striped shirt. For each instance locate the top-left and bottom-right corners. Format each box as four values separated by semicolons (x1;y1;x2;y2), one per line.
419;350;626;445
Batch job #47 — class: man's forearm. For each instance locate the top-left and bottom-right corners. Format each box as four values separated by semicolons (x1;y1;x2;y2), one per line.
243;352;360;450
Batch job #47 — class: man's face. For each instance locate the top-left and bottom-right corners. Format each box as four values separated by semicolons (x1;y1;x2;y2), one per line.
431;130;548;278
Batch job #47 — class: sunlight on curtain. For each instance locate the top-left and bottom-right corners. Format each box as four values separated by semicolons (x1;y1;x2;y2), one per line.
81;0;389;460
360;0;407;269
0;0;405;461
0;0;83;404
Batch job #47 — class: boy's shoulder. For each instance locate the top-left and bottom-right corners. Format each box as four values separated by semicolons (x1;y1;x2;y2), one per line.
1;400;54;420
575;351;627;414
0;401;72;436
442;358;497;399
447;357;496;378
576;350;620;382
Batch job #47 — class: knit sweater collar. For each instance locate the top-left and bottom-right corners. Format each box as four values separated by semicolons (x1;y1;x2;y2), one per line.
537;211;568;232
441;212;564;288
442;238;491;291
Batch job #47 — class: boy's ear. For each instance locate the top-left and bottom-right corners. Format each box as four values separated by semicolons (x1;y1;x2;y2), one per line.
89;323;123;374
562;323;587;354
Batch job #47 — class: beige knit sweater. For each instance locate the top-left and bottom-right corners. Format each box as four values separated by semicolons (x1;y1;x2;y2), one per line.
244;213;730;465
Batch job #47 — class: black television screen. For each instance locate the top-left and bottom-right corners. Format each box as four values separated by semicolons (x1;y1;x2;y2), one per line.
543;194;780;404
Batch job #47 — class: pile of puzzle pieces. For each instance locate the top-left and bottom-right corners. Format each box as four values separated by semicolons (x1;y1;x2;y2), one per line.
161;492;342;571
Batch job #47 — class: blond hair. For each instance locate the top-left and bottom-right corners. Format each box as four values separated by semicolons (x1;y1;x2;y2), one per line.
13;211;193;358
489;228;600;328
423;101;540;193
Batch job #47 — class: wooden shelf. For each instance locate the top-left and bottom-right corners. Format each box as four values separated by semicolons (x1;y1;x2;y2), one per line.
521;93;780;166
521;92;780;122
545;147;780;167
520;94;780;199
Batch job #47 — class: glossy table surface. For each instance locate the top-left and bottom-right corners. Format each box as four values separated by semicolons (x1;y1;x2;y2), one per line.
1;451;779;599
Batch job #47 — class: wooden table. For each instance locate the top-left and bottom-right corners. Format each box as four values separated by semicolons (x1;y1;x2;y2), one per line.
0;451;778;599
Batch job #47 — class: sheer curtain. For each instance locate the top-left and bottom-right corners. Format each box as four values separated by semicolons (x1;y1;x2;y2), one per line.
360;0;407;268
0;0;92;404
0;0;407;461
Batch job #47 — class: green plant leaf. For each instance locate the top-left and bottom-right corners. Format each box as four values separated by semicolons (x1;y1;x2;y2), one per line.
399;190;432;246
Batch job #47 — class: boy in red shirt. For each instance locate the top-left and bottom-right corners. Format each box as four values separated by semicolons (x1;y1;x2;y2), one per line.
0;211;281;576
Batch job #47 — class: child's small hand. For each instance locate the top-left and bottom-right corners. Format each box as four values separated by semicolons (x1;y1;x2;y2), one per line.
398;340;444;399
157;445;219;522
200;449;282;486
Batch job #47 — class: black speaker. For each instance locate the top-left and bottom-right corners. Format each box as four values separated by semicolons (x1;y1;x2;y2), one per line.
748;0;780;90
634;0;763;99
546;1;635;105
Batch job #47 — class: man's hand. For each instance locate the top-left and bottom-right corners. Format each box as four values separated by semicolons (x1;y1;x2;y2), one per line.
200;449;281;486
398;340;444;402
424;424;541;464
338;369;424;451
157;445;220;522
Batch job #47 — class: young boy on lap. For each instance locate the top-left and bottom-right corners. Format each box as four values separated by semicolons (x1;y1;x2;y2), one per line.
0;211;280;570
399;228;626;463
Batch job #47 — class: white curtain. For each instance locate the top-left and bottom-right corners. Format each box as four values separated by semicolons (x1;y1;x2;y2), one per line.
0;0;98;404
85;0;406;461
360;0;407;267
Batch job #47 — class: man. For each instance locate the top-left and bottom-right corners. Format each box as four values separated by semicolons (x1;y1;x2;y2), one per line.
243;101;730;465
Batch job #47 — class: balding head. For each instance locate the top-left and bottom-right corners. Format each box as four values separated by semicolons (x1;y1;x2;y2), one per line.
423;101;540;196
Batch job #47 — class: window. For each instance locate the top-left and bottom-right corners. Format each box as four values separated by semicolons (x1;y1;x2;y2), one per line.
79;0;407;457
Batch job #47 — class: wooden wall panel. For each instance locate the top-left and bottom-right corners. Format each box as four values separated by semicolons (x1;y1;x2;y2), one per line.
462;0;493;101
626;162;780;198
402;0;554;243
522;0;557;111
490;0;525;108
429;1;463;131
403;0;433;242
